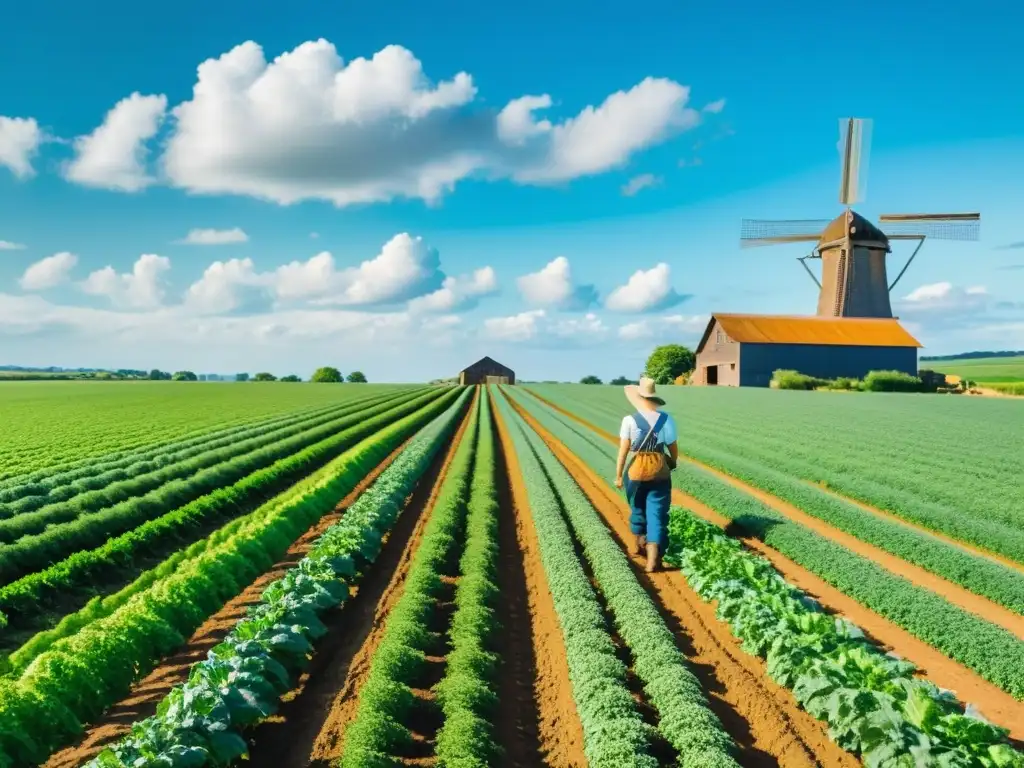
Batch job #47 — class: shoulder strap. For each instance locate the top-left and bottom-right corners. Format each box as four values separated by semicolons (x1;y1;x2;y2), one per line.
633;411;666;452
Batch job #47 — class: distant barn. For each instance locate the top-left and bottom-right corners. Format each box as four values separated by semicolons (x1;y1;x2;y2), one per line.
459;356;515;385
694;314;921;387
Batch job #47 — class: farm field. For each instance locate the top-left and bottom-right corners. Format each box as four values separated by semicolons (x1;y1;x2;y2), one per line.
931;355;1024;383
0;381;1021;768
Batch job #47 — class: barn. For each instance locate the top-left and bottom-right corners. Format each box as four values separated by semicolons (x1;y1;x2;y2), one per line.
694;314;921;387
458;356;515;385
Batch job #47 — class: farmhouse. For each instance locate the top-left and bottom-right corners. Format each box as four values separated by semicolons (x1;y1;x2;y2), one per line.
694;314;921;387
458;356;515;385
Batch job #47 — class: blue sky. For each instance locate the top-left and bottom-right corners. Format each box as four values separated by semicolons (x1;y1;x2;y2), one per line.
1;0;1022;381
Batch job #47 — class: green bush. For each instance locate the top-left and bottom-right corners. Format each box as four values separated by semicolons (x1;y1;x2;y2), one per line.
862;370;923;392
826;377;861;391
990;382;1024;396
771;370;826;390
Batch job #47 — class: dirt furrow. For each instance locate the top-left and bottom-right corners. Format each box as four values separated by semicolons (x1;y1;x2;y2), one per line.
517;391;1024;740
492;400;588;768
523;390;1024;639
43;437;413;768
491;410;546;768
246;393;477;768
509;396;859;768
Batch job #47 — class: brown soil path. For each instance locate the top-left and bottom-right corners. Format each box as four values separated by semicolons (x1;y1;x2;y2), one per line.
524;390;1024;640
43;436;415;768
508;395;855;768
516;391;1024;740
244;391;477;768
491;398;588;768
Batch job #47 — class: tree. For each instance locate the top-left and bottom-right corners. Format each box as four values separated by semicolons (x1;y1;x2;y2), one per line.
311;366;343;383
172;371;198;381
148;369;171;380
253;372;277;382
280;375;302;382
235;373;250;382
645;344;695;385
346;371;367;383
580;375;603;385
610;376;636;386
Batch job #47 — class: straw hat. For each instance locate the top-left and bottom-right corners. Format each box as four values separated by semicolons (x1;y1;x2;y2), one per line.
625;376;665;407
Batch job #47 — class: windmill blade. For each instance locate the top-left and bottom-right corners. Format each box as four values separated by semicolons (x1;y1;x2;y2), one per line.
879;213;980;241
740;218;829;248
839;118;872;206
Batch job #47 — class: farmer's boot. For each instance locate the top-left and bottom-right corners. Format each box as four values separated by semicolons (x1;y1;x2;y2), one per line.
645;543;660;573
635;534;647;556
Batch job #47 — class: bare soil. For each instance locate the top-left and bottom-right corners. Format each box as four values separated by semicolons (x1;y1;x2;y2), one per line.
43;437;413;768
491;401;588;768
523;390;1024;740
509;396;855;768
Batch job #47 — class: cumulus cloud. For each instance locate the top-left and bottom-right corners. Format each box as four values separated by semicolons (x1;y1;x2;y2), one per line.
184;257;269;314
64;93;167;191
0;116;43;179
482;309;609;347
516;256;597;310
19;252;78;291
0;240;27;250
81;254;171;308
899;282;988;314
484;310;545;342
605;263;688;313
621;173;661;197
408;266;497;313
77;40;712;206
702;98;726;114
177;227;249;245
618;313;708;341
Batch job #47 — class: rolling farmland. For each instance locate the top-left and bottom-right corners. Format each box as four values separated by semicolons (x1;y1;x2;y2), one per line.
0;381;1021;768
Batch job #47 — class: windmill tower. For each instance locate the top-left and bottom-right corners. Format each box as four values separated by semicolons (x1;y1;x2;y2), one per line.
740;118;980;318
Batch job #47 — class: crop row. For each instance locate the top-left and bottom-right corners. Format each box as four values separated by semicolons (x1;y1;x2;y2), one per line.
341;392;482;766
0;385;374;481
433;390;503;766
0;388;461;766
664;509;1024;766
0;388;450;652
502;387;1024;701
532;387;1024;613
0;388;434;589
496;388;741;766
74;388;473;768
0;389;396;531
0;392;389;510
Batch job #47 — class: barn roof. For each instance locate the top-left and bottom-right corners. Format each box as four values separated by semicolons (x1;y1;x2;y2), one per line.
460;356;513;373
698;314;922;351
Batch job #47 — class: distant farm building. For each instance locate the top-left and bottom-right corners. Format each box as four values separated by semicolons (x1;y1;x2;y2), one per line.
694;314;921;387
459;357;515;385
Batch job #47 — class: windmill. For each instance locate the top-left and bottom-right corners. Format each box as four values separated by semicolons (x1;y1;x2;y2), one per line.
740;118;980;318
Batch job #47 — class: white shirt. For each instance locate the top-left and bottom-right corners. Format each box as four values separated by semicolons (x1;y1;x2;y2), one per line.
619;410;678;446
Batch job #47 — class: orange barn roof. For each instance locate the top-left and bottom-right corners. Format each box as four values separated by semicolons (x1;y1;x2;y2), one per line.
702;314;922;349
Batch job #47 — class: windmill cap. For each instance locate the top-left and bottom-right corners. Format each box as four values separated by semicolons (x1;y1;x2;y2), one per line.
819;210;889;248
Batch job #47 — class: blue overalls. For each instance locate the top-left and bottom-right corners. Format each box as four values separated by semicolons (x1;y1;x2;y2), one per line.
622;411;672;549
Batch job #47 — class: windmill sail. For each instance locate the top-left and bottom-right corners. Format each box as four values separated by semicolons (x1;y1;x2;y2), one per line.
879;213;980;240
839;118;872;206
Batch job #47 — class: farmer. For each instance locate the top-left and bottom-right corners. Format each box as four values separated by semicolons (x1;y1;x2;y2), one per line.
613;377;678;572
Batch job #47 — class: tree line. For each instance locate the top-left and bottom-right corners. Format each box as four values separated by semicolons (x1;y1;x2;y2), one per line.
139;368;369;383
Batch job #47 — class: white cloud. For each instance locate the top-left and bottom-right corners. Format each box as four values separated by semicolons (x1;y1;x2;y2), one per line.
703;98;726;114
19;252;78;291
898;282;989;315
408;266;497;313
605;263;687;313
618;313;708;341
550;312;608;340
64;93;167;191
0;116;43;179
73;39;709;207
484;310;545;342
621;173;661;197
177;227;249;245
184;257;269;314
81;254;171;308
0;240;27;250
516;256;597;310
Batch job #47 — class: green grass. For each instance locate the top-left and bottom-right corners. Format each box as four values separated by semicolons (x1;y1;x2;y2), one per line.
929;355;1024;383
0;381;415;480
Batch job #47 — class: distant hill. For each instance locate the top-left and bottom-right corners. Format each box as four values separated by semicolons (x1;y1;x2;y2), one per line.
921;351;1024;361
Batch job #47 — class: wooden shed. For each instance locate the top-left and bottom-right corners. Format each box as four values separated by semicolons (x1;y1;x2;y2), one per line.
694;314;921;387
459;356;515;385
